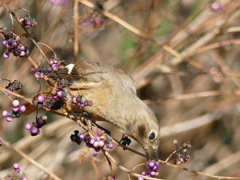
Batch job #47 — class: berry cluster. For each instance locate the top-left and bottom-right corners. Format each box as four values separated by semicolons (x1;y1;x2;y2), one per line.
13;163;20;173
71;95;93;108
5;80;23;91
138;160;159;180
2;100;26;122
20;17;37;29
49;56;66;71
173;140;191;165
81;8;106;28
30;66;52;79
10;163;28;180
33;90;65;110
2;34;28;59
25;115;47;136
70;130;114;152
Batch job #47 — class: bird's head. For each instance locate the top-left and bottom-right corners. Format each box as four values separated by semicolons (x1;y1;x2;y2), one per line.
124;103;160;160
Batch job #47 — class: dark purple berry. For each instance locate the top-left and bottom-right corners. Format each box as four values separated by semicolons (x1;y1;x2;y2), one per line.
3;52;9;59
108;142;114;149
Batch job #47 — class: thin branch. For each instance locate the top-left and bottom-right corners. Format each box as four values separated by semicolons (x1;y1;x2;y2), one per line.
74;0;79;62
78;0;149;39
1;139;62;180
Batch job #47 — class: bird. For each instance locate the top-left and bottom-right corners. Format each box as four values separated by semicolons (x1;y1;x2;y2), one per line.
51;60;161;160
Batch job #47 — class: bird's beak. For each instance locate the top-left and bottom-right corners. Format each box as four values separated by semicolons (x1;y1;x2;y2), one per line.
144;149;150;161
154;149;159;160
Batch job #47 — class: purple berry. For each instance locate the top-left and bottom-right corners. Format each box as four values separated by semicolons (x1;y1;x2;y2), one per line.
89;138;95;145
92;149;98;156
149;171;156;177
6;116;13;122
12;99;20;107
22;176;28;180
2;110;8;117
31;127;39;135
12;40;19;47
138;176;144;180
82;21;88;27
18;105;25;112
71;97;77;104
3;52;9;59
141;171;147;176
19;45;26;51
36;117;43;126
57;90;63;98
2;39;8;46
79;134;86;140
152;165;158;171
25;123;32;130
16;168;20;173
89;18;94;23
98;140;105;148
39;72;45;79
148;161;155;168
93;141;99;148
13;163;19;169
209;2;222;12
108;142;114;149
37;95;45;103
19;50;26;58
51;64;58;71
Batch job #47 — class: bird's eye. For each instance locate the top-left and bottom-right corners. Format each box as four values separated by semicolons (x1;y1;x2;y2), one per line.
149;131;156;140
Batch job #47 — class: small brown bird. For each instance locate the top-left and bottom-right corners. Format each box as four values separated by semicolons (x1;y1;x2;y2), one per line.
55;61;160;159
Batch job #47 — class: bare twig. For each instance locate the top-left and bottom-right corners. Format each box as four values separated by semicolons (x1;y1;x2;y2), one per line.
1;139;62;180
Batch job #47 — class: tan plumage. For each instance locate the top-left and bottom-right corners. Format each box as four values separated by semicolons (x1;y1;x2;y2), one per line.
51;60;160;159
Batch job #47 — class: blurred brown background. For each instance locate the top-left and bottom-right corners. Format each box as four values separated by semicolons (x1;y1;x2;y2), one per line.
1;0;240;179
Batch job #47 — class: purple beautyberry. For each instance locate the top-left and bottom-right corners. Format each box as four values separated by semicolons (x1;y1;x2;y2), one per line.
25;123;32;130
22;176;28;180
12;99;20;107
89;138;95;145
82;21;88;27
3;52;9;59
148;161;155;168
107;142;114;149
71;96;77;104
79;134;86;141
19;51;26;58
92;149;98;156
2;110;8;117
20;105;26;112
2;39;8;46
57;90;63;98
149;171;156;177
37;95;45;103
13;163;20;170
98;140;105;148
6;116;13;122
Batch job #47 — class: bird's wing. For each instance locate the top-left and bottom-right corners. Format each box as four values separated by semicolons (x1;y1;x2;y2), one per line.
48;61;137;93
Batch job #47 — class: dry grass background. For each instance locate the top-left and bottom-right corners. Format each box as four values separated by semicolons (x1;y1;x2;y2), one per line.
1;0;240;179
